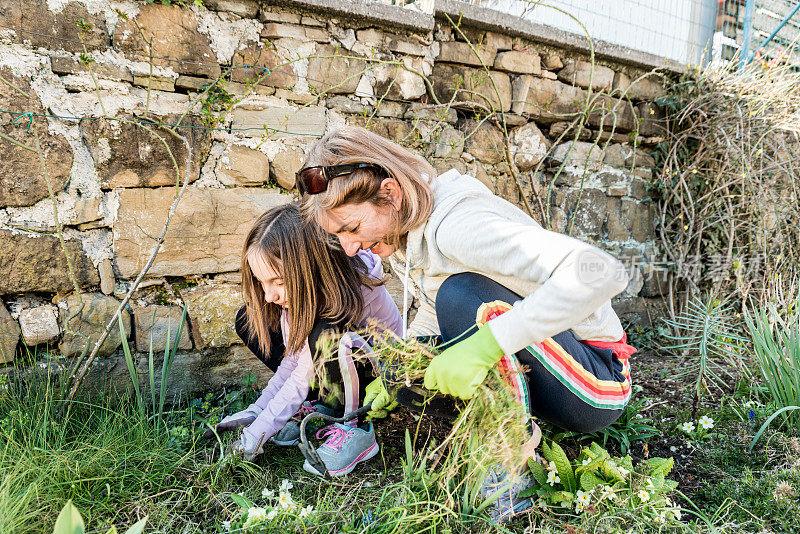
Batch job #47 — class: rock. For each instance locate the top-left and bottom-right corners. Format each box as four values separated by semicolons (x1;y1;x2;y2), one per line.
628;200;653;241
542;53;563;70
587;95;637;132
114;4;220;78
261;22;307;40
511;122;549;171
259;9;301;24
564;189;607;237
356;29;428;56
437;41;495;66
557;61;615;92
604;198;630;241
549;121;592;141
69;198;103;226
485;32;513;51
308;44;366;95
133;305;192;352
50;54;132;82
432;63;511;113
612;71;630;93
230;106;326;138
114;187;291;278
404;103;457;124
463;121;505;165
627;76;666;101
56;293;131;358
132;75;175;92
19;305;59;346
216;145;270;186
0;0;109;53
603;143;655;169
98;259;115;295
511;76;586;119
637;102;667;137
326;95;367;114
0;68;73;208
175;75;212;92
231;44;297;89
180;284;243;349
204;0;259;18
351;117;413;142
270;146;305;189
549;141;604;169
431;127;464;159
376;101;408;118
432;158;466;176
641;264;669;297
494;51;541;75
0;302;19;363
374;61;426;101
82;114;210;189
0;230;99;294
607;186;627;197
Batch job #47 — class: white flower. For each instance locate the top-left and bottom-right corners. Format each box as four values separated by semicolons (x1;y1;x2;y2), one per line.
266;509;278;521
576;490;591;507
278;491;295;509
656;510;666;523
669;445;677;452
299;505;314;518
699;415;714;430
245;507;267;526
638;489;650;502
601;485;617;501
582;457;592;466
680;421;695;433
671;508;682;520
546;461;558;473
618;466;630;478
546;470;561;486
261;488;275;499
221;520;231;531
279;479;294;492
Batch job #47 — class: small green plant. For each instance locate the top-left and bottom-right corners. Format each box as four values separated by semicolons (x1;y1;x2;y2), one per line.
663;295;746;414
52;500;146;534
677;414;717;442
218;480;315;532
521;440;681;523
200;82;235;128
746;297;800;449
119;305;187;427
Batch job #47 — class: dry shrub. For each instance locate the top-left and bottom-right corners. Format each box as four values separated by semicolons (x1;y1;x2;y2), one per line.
656;59;800;318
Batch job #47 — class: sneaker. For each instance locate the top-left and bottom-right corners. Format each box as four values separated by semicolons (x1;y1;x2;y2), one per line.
271;401;335;446
479;466;535;523
302;422;379;477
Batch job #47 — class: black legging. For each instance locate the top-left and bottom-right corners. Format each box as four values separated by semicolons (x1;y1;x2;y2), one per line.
435;273;629;433
234;306;373;410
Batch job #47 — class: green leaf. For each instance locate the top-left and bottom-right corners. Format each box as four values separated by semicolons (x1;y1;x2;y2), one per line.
123;518;147;534
550;441;577;493
230;493;253;509
579;471;604;492
53;500;85;534
528;460;548;486
541;439;553;463
645;457;674;477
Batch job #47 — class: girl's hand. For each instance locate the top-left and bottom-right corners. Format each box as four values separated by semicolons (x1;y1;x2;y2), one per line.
227;429;265;462
202;405;262;439
423;325;505;400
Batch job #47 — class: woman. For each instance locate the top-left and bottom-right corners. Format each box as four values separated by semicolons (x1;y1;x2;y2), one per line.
298;126;636;517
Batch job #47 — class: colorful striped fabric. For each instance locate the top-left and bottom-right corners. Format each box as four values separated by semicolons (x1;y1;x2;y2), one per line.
476;300;632;412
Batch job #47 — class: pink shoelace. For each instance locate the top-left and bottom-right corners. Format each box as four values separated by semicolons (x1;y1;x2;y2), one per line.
289;403;315;423
316;425;354;452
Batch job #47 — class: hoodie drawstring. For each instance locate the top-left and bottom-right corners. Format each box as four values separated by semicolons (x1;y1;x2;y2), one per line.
402;252;410;341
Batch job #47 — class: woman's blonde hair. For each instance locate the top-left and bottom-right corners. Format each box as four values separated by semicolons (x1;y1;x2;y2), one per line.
240;203;379;356
299;126;436;243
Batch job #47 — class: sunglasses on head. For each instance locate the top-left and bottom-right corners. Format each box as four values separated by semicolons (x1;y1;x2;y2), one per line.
295;163;383;195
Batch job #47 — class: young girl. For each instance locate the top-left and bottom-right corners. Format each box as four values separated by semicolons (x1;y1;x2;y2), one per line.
297;126;636;519
209;203;402;476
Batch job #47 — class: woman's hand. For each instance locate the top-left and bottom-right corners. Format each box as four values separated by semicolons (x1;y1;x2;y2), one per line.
363;377;398;421
423;325;505;400
202;405;262;440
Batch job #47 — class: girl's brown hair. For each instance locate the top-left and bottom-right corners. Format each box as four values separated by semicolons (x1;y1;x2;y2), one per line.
299;126;436;244
240;203;379;356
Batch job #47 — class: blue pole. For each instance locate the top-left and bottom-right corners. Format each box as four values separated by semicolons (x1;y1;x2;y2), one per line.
750;1;800;62
740;0;755;70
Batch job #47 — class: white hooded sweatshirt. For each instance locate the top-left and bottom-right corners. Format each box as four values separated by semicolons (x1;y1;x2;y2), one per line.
388;169;630;356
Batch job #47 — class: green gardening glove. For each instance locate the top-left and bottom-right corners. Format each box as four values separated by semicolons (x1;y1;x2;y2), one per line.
363;377;398;421
423;325;505;400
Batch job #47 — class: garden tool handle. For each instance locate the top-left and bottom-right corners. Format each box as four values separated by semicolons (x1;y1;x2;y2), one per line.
297;403;373;480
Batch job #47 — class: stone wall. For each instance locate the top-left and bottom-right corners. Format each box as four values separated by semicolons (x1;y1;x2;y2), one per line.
0;0;673;392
